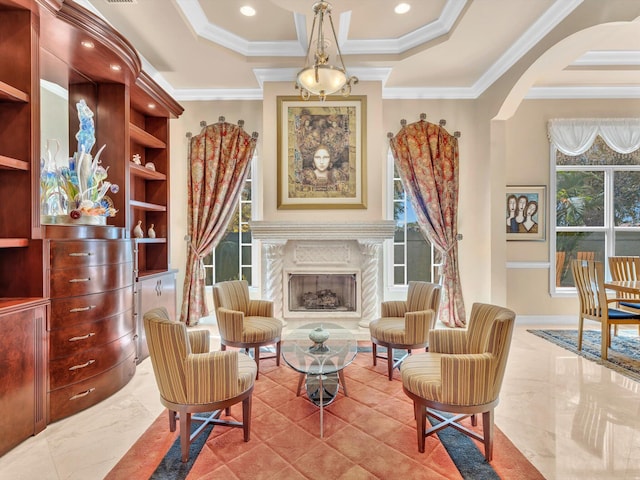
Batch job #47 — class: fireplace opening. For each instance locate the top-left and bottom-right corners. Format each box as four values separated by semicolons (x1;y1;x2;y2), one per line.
288;273;357;313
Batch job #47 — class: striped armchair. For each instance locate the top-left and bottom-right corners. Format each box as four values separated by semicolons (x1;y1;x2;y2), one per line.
212;280;283;378
401;302;516;462
144;307;257;462
369;281;441;380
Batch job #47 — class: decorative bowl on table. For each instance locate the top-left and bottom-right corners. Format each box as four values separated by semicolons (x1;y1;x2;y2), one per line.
308;326;330;353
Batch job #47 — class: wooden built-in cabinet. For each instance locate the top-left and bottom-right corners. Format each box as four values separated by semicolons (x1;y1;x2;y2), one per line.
0;299;47;457
135;269;177;363
44;227;135;422
0;0;182;456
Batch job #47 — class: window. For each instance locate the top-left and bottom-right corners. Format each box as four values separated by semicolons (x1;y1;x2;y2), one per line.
553;136;640;289
203;160;254;286
389;151;437;286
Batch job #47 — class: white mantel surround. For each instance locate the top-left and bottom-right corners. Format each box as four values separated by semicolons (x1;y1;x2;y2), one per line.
250;221;396;327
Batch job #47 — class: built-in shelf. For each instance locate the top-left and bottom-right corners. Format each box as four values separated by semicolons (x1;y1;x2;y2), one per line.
138;269;170;278
134;237;167;244
129;162;166;180
129;199;166;212
129;123;166;149
0;80;29;103
0;155;29;170
0;238;29;248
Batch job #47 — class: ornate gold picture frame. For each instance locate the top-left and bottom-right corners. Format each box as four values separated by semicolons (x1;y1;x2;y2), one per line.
277;96;366;209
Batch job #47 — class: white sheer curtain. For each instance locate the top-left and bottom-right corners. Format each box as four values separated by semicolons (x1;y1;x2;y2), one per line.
548;118;640;155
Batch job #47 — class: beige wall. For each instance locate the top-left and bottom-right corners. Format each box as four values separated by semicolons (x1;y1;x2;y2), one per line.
167;86;640;322
504;98;640;316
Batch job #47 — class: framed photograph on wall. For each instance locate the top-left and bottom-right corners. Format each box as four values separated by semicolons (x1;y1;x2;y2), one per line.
277;95;366;209
506;185;546;241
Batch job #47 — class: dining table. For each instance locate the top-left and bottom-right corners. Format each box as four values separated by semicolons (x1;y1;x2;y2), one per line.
604;280;640;296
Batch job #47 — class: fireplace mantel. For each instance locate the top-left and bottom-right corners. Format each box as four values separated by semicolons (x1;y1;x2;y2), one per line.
251;221;395;327
250;221;396;241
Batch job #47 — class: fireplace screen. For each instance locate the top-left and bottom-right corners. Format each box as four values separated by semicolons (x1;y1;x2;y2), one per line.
288;273;357;312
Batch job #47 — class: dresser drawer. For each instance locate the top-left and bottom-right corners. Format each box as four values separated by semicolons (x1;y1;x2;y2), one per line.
48;239;133;269
49;333;136;390
49;310;134;360
49;287;133;330
48;351;136;423
49;262;133;298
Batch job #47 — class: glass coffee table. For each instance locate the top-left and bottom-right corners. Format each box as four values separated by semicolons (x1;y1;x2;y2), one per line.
281;322;358;437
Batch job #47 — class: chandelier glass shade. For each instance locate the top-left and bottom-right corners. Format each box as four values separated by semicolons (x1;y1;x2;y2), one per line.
296;1;358;100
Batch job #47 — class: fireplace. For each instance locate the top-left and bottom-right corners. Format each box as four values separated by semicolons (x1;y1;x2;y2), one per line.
250;221;395;326
287;272;359;316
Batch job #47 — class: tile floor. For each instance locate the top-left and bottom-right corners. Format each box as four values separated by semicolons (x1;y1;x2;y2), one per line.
1;320;640;479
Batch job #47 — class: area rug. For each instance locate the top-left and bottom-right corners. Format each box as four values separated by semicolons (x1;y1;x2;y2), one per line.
528;329;640;382
105;346;544;480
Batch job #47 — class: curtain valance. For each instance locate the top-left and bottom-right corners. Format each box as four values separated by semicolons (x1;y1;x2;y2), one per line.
547;118;640;155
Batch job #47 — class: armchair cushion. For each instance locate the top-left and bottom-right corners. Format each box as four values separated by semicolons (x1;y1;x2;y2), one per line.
185;350;256;403
402;352;496;406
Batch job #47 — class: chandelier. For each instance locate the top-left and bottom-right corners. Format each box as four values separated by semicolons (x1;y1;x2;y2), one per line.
295;1;358;101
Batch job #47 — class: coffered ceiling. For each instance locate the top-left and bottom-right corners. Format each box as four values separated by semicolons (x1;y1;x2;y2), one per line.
76;0;640;101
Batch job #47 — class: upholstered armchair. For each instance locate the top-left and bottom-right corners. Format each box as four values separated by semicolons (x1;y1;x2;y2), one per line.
212;280;282;378
401;302;516;461
369;281;441;380
144;307;257;462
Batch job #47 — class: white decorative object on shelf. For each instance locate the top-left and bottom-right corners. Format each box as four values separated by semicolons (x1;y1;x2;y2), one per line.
145;162;156;171
133;220;144;238
132;153;141;164
148;224;156;238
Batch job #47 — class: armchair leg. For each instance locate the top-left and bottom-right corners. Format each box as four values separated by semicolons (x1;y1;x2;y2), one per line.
276;341;281;366
482;409;494;461
180;411;192;462
415;402;426;453
372;343;377;366
168;410;177;432
387;347;394;380
242;395;252;442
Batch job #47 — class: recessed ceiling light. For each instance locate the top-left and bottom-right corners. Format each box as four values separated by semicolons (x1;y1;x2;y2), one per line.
148;103;156;109
110;64;122;71
240;5;256;17
394;3;411;14
81;40;94;48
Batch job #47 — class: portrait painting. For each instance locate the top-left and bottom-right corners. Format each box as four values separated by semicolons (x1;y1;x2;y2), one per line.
506;185;546;241
277;96;366;209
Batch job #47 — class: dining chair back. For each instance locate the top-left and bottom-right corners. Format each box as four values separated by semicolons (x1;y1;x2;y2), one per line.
571;259;640;360
608;256;640;333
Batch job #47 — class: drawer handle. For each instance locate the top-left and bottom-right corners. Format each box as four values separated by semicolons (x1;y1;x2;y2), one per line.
68;252;93;257
68;332;96;342
69;359;96;371
69;278;91;283
69;388;96;400
69;305;96;313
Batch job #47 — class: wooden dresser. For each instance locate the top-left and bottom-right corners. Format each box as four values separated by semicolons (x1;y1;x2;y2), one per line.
44;226;135;422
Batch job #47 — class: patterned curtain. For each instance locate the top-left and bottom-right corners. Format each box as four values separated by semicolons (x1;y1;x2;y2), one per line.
390;119;465;327
180;120;258;326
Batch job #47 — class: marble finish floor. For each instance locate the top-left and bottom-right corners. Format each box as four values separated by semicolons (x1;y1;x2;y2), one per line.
1;322;640;479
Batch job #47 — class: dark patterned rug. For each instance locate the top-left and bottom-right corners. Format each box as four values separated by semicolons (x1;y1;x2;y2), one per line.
528;329;640;382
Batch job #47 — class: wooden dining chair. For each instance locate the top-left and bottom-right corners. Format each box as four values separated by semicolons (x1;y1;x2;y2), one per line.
571;259;640;360
556;251;566;287
608;256;640;334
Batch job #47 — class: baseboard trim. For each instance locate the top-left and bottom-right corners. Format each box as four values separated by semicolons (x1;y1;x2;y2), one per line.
515;315;575;325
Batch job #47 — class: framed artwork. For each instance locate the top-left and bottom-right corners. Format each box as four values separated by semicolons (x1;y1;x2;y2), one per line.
506;185;546;241
277;95;366;209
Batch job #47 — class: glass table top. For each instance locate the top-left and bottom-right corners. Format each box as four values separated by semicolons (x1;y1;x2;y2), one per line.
281;322;358;375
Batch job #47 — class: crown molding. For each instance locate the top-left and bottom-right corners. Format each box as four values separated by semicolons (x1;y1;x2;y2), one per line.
525;86;640;99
